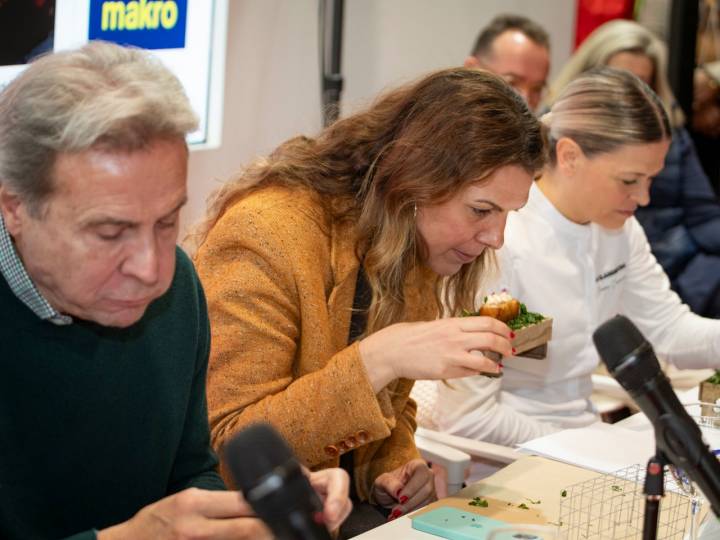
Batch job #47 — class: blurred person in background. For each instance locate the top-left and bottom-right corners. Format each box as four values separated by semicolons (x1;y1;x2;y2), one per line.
465;14;550;112
637;0;720;188
693;61;720;142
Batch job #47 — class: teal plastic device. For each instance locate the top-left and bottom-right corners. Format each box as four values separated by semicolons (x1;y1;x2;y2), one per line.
410;506;509;540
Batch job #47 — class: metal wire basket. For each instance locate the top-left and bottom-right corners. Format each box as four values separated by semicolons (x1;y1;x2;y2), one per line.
557;402;720;540
557;462;698;540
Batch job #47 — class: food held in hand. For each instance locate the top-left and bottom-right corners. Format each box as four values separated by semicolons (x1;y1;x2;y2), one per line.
463;291;545;330
462;291;552;359
478;291;520;322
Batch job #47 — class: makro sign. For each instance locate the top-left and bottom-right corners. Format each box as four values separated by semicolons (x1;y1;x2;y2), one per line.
88;0;187;49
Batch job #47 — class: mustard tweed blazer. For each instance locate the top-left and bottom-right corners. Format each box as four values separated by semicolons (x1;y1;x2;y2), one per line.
195;184;438;500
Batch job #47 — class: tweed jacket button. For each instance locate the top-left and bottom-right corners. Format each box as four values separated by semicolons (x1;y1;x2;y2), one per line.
338;440;349;452
356;430;369;444
324;445;339;457
346;436;357;448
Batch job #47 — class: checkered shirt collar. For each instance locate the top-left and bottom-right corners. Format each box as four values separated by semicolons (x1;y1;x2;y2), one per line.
0;213;72;325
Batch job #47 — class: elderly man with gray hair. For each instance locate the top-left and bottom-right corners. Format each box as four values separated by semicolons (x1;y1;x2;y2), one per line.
0;41;350;540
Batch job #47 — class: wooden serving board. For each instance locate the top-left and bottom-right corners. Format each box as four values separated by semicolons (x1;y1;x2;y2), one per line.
483;317;553;365
514;318;553;358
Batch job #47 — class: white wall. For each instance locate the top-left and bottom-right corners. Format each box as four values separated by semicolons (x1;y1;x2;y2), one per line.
183;0;577;237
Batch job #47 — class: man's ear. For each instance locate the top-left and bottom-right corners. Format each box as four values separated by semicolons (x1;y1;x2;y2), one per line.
0;185;25;237
464;55;481;68
555;137;585;176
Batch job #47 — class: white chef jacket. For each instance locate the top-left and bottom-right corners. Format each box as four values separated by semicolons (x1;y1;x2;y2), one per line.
436;182;720;446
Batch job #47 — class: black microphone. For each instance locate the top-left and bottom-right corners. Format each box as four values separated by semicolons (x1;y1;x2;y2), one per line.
593;315;720;517
223;423;332;540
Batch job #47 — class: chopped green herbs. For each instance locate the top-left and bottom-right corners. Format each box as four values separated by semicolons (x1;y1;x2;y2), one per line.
611;485;623;492
469;497;489;507
507;303;545;330
561;489;567;497
517;503;530;510
461;303;544;330
707;371;720;385
525;497;541;504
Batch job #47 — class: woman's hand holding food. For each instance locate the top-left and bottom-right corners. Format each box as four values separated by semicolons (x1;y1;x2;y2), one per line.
359;316;512;392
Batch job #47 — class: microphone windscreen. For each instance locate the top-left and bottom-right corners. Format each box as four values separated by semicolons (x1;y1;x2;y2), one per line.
223;423;295;492
592;314;646;371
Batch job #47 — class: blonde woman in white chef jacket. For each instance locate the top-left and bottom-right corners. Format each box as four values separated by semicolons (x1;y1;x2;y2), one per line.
436;67;720;447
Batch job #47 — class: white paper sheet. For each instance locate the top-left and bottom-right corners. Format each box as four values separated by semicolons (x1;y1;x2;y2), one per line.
518;422;656;474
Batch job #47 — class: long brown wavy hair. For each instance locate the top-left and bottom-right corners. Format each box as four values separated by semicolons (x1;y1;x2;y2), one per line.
191;67;544;334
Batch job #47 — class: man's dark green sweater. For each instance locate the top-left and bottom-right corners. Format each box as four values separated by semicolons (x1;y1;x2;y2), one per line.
0;248;225;540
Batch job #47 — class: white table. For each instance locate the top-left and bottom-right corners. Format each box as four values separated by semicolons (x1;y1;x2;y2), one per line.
351;456;600;539
353;382;712;539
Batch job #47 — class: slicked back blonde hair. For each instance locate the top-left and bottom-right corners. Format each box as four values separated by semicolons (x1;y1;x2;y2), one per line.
543;67;671;166
0;41;197;215
545;19;684;128
192;68;545;334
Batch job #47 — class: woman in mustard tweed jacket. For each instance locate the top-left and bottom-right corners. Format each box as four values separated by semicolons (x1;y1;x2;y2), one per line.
193;68;544;530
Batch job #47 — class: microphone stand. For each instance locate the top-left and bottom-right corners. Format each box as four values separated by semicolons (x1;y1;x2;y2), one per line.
642;451;666;540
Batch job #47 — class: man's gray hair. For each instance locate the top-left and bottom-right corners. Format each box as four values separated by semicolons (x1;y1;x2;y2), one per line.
0;40;198;214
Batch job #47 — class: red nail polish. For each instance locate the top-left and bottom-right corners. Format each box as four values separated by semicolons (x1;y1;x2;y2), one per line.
510;331;516;338
396;489;402;498
498;362;504;368
400;495;409;504
512;347;517;354
391;509;403;519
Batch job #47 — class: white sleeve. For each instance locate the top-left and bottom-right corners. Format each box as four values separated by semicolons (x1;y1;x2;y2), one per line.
621;218;720;369
435;375;560;446
436;245;559;447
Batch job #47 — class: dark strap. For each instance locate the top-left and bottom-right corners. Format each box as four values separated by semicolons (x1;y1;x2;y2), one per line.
348;264;371;343
341;264;372;500
338;264;393;528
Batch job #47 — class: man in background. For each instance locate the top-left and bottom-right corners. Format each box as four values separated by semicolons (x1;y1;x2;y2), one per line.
465;14;551;112
0;41;350;540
